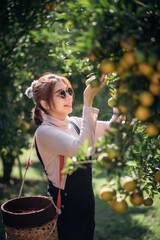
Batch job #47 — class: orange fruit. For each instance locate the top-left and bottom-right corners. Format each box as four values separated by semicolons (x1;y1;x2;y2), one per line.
45;4;50;10
99;187;114;201
123;51;136;66
146;123;159;137
107;146;120;160
88;54;96;61
155;170;160;183
156;60;160;72
100;60;116;74
150;72;160;85
139;91;154;107
143;197;153;206
118;84;128;94
97;153;111;168
138;63;154;76
108;97;117;108
149;83;160;96
108;199;116;208
123;176;137;192
119;57;130;69
120;36;135;50
25;123;31;131
51;4;56;10
130;193;143;206
117;105;128;114
135;106;151;121
85;76;100;87
113;198;128;213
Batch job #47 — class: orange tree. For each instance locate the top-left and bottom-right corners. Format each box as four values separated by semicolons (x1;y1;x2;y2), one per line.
0;0;63;181
46;0;160;213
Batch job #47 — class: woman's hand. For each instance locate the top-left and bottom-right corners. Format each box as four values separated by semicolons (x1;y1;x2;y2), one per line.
83;75;106;107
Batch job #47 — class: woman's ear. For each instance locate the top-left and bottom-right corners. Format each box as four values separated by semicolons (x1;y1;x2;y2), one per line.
40;100;50;110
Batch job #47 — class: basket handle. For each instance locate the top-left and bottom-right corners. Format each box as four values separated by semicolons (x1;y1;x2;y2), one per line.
18;133;36;198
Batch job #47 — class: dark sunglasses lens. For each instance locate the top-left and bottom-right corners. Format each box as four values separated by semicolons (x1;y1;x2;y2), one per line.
60;90;66;98
67;88;73;96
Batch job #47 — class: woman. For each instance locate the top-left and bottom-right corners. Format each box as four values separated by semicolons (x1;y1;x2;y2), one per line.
25;72;119;240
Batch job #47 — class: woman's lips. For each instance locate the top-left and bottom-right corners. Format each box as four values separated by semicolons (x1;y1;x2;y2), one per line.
64;104;72;107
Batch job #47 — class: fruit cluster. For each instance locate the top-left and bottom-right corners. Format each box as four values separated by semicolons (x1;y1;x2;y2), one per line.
99;171;160;214
45;3;56;10
101;36;160;137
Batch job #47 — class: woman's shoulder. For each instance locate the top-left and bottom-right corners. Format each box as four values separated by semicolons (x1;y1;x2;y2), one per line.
36;124;59;139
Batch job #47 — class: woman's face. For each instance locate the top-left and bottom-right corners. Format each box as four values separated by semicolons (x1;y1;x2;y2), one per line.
48;80;73;120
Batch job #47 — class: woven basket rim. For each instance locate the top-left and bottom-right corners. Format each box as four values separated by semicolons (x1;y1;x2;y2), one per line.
1;195;51;215
1;195;56;228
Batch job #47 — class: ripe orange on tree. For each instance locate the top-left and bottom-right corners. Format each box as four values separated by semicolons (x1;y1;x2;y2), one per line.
149;83;160;96
88;54;96;61
97;153;111;168
143;196;153;206
123;51;136;66
150;72;160;85
99;187;114;201
51;4;56;10
100;60;116;74
117;104;128;114
156;60;160;72
108;199;116;208
45;4;50;10
130;192;143;206
123;176;137;192
119;57;130;69
117;84;128;94
146;123;159;137
134;106;151;121
139;91;154;107
138;63;154;76
154;170;160;183
113;198;128;213
120;36;135;50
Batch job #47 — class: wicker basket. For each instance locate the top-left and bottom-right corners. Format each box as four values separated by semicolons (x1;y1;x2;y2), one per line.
1;196;58;240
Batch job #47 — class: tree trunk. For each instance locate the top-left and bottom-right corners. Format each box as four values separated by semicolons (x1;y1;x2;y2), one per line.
1;153;15;183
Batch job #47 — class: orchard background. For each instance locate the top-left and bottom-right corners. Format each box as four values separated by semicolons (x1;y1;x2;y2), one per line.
0;0;160;239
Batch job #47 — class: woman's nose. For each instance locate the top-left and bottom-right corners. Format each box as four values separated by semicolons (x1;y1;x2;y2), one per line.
66;93;72;99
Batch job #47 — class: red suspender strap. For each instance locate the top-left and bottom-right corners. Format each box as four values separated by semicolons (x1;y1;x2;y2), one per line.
56;155;64;218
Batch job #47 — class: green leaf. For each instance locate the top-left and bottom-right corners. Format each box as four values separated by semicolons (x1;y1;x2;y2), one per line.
83;139;89;155
157;149;160;155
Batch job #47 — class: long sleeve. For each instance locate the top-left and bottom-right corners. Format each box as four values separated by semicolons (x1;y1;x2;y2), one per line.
95;108;120;139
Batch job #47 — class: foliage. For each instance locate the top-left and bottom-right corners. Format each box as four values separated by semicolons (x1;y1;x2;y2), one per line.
0;0;62;181
1;0;160;213
41;0;160;212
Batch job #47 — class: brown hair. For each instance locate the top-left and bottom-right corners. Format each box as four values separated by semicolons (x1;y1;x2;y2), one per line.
30;72;72;125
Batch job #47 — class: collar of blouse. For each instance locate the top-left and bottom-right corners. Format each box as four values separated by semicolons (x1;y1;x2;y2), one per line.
42;113;70;129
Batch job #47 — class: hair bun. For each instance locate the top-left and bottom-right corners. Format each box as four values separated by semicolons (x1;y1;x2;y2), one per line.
25;87;34;98
25;80;38;98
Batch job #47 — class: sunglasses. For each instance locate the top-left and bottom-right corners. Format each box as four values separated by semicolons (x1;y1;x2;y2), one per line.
56;87;73;99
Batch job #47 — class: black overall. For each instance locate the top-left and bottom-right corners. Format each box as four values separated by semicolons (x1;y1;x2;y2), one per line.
35;122;95;240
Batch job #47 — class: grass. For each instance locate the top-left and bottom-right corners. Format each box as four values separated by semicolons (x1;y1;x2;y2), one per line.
0;148;160;240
